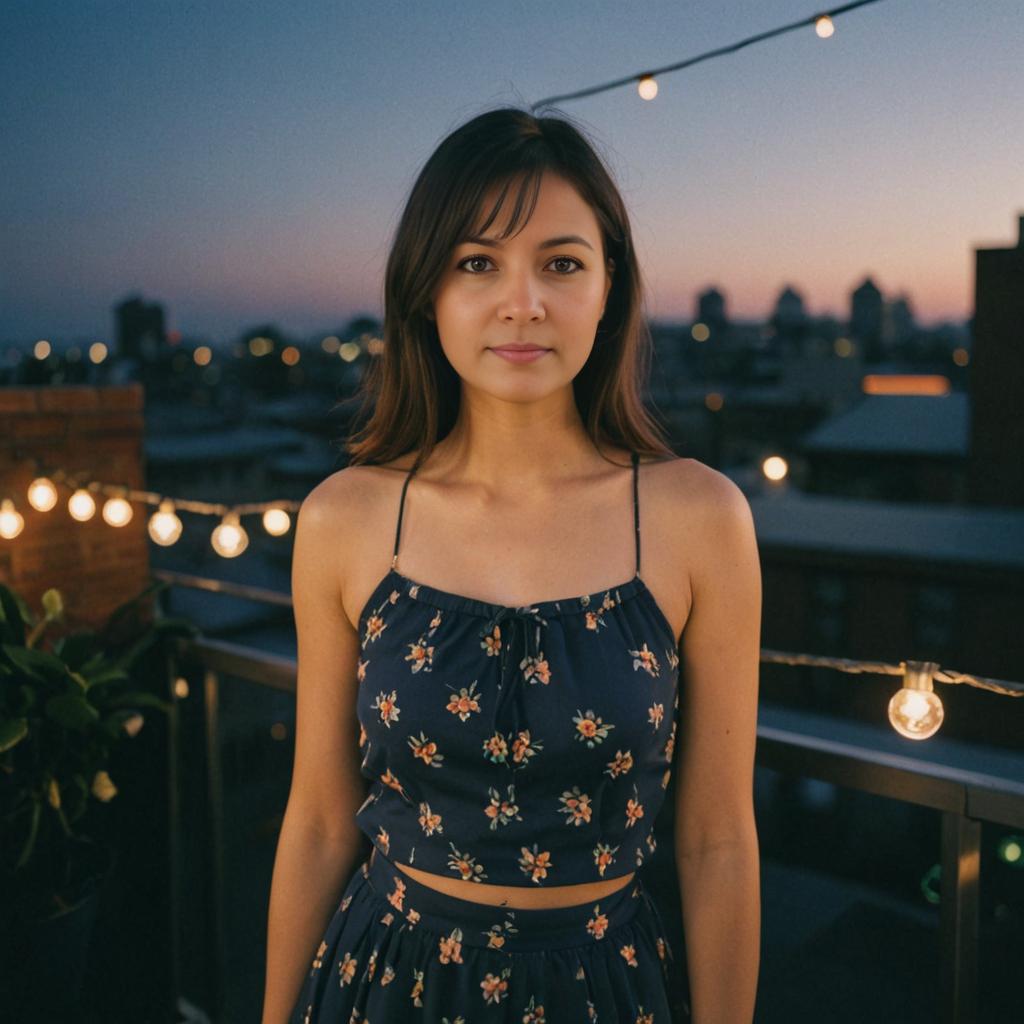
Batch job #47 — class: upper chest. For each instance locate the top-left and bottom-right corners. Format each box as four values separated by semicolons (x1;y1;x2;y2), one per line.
342;457;696;649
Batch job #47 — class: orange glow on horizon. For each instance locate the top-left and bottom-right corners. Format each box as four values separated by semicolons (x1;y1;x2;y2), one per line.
862;375;952;396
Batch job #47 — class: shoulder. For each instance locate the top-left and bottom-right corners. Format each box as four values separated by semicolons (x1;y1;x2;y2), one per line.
645;455;757;586
299;457;414;532
294;460;412;582
647;454;751;524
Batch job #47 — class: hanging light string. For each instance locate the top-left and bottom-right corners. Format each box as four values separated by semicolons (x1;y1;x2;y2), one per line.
531;0;886;111
6;454;301;517
760;650;1024;700
1;453;300;559
4;455;1022;738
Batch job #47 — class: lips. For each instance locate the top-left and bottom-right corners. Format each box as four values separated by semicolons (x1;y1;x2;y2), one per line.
488;345;551;364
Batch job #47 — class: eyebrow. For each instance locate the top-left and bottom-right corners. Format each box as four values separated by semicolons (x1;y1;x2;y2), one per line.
459;233;596;253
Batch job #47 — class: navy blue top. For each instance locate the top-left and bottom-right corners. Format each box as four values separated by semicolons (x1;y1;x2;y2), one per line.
354;450;680;886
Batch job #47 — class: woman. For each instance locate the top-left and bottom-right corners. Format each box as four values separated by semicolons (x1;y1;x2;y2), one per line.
263;106;761;1023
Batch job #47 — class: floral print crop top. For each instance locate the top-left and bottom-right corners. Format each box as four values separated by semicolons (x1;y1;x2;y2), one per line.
354;451;681;886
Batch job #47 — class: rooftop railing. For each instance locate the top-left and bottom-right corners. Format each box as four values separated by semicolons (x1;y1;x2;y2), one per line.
154;569;1024;1024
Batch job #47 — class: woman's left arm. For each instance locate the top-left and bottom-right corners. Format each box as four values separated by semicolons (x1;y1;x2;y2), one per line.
672;468;763;1024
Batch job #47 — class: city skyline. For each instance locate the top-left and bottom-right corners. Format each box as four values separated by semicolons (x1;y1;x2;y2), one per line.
2;0;1021;341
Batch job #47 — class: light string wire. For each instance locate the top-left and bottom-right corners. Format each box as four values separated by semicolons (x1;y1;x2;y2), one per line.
4;454;1021;701
531;0;886;111
760;650;1024;699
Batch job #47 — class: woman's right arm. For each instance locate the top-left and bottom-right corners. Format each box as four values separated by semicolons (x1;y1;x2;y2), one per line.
261;471;373;1024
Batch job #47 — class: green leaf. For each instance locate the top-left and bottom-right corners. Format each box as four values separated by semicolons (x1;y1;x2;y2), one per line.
45;692;101;730
69;670;90;692
83;666;131;688
53;631;100;670
16;798;42;868
0;583;29;646
15;684;36;715
0;717;28;753
2;643;70;682
153;616;200;638
105;690;172;714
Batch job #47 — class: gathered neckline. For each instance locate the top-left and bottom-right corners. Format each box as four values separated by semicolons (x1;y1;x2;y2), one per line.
357;566;679;646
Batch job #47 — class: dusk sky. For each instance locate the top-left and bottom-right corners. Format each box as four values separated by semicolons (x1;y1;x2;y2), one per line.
2;0;1022;344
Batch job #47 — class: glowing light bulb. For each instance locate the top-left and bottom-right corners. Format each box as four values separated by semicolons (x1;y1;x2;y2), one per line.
28;477;58;511
997;836;1023;867
68;488;96;521
263;507;291;536
762;455;789;482
211;511;248;558
149;499;183;546
102;496;134;527
815;15;834;38
888;661;944;739
0;498;25;539
638;75;658;100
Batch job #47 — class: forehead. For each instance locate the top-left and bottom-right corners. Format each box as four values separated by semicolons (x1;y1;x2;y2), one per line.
469;170;601;241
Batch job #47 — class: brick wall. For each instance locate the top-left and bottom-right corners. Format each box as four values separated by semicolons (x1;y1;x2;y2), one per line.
0;384;150;631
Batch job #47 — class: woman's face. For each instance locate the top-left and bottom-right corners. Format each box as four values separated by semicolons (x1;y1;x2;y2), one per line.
430;170;614;402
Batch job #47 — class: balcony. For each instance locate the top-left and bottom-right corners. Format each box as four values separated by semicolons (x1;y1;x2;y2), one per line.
157;573;1023;1024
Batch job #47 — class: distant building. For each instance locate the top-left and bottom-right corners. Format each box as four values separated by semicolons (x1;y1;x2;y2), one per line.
115;295;166;361
696;286;729;339
144;421;309;503
798;392;969;502
748;487;1024;752
968;212;1024;506
882;293;916;351
850;277;884;363
771;285;809;357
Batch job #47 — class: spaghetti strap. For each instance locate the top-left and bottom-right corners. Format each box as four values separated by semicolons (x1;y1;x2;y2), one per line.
631;450;641;578
390;462;418;570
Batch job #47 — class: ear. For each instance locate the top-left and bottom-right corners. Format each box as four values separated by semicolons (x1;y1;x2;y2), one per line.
602;258;615;311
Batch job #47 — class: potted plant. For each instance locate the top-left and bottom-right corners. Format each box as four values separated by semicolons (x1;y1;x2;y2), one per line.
0;578;197;1015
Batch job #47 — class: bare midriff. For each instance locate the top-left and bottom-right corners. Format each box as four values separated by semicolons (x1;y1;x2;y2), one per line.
386;853;636;909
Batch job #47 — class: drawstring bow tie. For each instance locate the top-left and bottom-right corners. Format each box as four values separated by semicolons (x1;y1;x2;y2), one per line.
479;605;548;777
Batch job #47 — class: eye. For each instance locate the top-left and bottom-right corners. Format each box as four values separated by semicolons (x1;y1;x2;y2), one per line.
549;256;585;274
457;254;494;274
455;254;586;275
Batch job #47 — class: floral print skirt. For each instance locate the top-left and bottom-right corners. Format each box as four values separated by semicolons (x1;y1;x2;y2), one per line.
290;847;691;1023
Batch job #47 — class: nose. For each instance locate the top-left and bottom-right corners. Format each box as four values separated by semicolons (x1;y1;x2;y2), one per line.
496;266;546;323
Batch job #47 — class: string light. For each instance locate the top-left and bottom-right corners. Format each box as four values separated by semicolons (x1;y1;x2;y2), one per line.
211;511;249;558
149;499;183;547
67;487;96;522
531;1;884;111
27;477;58;511
102;492;134;528
5;453;296;559
637;75;658;101
263;507;292;537
887;660;944;740
0;499;25;539
6;453;1021;729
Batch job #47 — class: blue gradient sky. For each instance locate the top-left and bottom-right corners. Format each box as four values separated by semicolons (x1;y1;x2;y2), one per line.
2;0;1021;343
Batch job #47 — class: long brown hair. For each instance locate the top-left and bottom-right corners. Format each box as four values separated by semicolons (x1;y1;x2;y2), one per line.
343;105;674;469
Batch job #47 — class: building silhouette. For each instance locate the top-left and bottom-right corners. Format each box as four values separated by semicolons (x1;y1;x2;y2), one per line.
115;295;166;361
771;285;809;356
696;286;729;339
849;277;884;363
968;212;1024;506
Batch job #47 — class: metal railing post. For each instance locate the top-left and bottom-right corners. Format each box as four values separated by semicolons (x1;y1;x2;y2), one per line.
940;809;980;1024
204;668;228;1019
